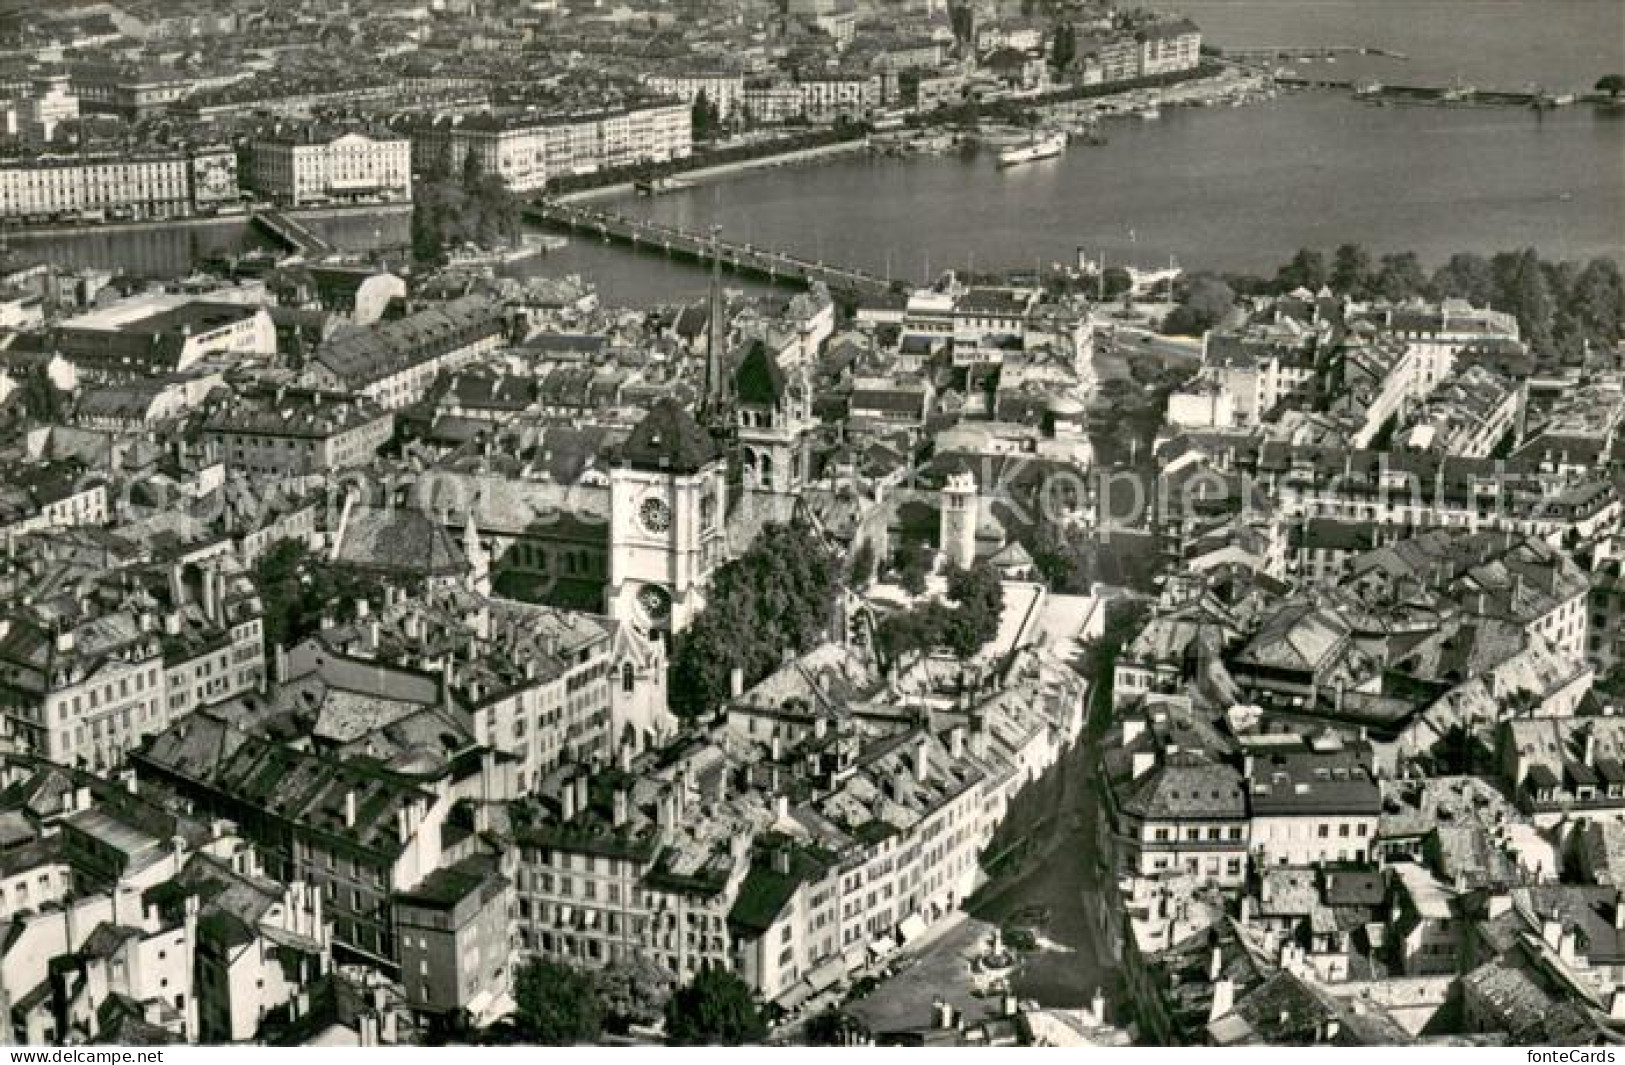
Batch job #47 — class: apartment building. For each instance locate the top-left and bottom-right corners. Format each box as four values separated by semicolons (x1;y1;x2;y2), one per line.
1246;747;1381;867
642;71;744;120
202;386;395;475
132;710;449;973
305;296;508;409
0;146;238;221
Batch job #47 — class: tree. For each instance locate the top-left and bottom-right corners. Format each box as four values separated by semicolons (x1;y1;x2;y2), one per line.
1329;242;1372;297
896;541;932;595
667;523;840;718
805;1008;869;1046
1161;274;1234;336
943;562;1005;658
1373;251;1428;302
1272;247;1327;293
1596;74;1625;97
692;90;719;139
513;959;602;1044
461;148;485;191
1431;251;1494;305
1050;23;1076;73
596;956;675;1032
850;539;876;586
1567;257;1625;344
664;965;765;1046
16;365;66;423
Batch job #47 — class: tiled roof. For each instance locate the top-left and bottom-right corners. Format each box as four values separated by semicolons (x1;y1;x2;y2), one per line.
612;398;720;474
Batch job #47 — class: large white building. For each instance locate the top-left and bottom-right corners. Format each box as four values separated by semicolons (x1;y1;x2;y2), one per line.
0;145;237;221
250;129;411;207
409;102;691;192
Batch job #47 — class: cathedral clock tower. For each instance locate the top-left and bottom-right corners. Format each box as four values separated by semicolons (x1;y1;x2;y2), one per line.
608;399;729;640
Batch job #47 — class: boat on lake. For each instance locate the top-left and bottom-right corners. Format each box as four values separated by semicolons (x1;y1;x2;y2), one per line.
634;176;697;195
997;131;1066;167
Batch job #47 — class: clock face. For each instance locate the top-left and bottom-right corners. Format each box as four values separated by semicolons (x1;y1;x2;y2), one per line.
639;496;672;535
636;584;671;622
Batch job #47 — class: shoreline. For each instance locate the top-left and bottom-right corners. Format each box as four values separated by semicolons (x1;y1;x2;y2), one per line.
4;201;412;243
556;138;874;204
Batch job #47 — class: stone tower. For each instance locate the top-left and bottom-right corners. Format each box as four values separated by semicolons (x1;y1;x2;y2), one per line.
940;471;979;571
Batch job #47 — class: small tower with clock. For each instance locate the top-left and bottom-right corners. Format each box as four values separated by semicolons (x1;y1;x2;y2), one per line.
607;399;729;641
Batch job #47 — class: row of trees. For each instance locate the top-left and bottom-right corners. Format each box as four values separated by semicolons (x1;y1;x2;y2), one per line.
668;523;840;719
505;958;764;1045
410;151;524;265
1218;244;1625;367
873;561;1006;668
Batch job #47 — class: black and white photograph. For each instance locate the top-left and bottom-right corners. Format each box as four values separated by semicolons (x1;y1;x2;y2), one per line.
0;0;1620;1050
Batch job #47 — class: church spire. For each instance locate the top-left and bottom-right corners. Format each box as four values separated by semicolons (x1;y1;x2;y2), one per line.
700;224;733;433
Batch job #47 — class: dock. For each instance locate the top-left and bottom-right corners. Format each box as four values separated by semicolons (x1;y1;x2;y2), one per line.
1274;73;1592;108
524;200;900;300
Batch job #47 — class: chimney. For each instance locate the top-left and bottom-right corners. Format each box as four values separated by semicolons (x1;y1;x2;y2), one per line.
772;848;791;876
1208;945;1223;982
729;666;744;700
563;779;577;821
949;726;965;760
775;793;789;821
344;791;357;828
613;787;628;827
575;774;589;817
273;644;288;685
1614;891;1625;932
1583;729;1597;767
1542;919;1562;949
915;734;930;782
1238;896;1252;925
814;716;828;741
1208;978;1234;1022
1559;928;1578;964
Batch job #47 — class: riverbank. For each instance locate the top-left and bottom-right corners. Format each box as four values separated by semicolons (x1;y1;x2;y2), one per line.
5;201;411;244
556;138;874;204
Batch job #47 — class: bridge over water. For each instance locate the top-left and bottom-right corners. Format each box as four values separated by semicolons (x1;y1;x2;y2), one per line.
251;209;337;259
524;200;902;301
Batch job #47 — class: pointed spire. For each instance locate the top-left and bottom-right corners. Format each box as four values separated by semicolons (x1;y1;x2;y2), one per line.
700;224;733;435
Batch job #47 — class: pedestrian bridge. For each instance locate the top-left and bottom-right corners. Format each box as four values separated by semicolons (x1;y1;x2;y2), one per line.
524;200;900;301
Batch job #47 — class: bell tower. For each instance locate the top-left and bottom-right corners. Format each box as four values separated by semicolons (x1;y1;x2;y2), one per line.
608;399;729;640
733;340;814;495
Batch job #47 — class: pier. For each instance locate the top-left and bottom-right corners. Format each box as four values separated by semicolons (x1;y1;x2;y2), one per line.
1224;45;1408;63
1274;73;1594;108
251;209;337;259
525;200;901;300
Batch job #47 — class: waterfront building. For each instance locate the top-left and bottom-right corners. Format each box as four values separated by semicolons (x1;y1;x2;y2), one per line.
1135;19;1202;78
0;146;238;222
408;102;691;192
641;71;744;121
249;130;412;208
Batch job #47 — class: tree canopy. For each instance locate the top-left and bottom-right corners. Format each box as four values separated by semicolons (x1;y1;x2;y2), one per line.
512;959;603;1045
874;562;1005;668
251;540;415;651
663;965;765;1046
668;523;839;719
1162;274;1235;335
411;150;524;264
